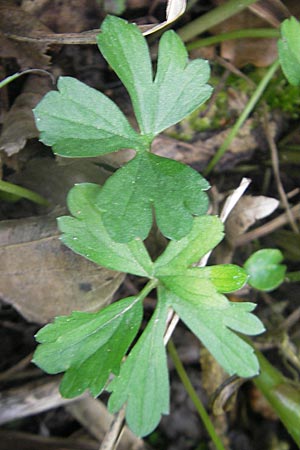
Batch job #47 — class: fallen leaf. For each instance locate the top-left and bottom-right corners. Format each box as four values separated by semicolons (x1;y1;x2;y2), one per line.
0;157;119;323
0;75;53;156
0;215;124;323
13;0;186;45
210;0;286;67
10;157;110;206
22;0;102;33
249;0;291;28
0;2;51;68
225;195;279;245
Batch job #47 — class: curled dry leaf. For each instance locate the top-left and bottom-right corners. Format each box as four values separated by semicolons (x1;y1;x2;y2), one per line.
225;195;279;246
141;0;187;35
22;0;102;34
0;2;51;68
0;158;118;323
0;75;53;156
0;215;124;323
211;0;284;67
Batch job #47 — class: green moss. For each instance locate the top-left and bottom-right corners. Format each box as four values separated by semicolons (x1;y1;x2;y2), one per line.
164;68;300;141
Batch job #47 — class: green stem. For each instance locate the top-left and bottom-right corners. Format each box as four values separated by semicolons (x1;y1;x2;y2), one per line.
0;73;24;89
137;278;158;301
204;59;280;176
167;340;226;450
286;271;300;282
187;28;279;51
0;69;53;89
178;0;260;42
0;179;50;206
254;350;300;446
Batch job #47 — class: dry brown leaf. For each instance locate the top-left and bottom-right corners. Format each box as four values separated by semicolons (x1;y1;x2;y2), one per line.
209;0;291;67
21;0;102;33
8;0;186;45
225;194;279;245
249;0;291;27
0;75;53;156
211;9;278;67
0;215;124;323
0;2;51;68
10;158;110;206
0;158;121;323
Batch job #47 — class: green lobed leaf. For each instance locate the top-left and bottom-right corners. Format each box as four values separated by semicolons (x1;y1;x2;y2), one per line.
97;16;212;136
154;215;224;271
33;296;143;397
244;248;286;292
153;30;212;134
98;152;209;242
58;183;154;277
161;286;265;378
33;77;148;157
201;265;248;293
97;15;155;136
108;297;169;437
159;265;248;297
278;17;300;86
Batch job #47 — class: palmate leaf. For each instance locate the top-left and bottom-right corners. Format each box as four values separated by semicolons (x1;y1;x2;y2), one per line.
33;296;143;397
108;297;169;437
98;16;212;136
98;152;209;242
34;16;212;158
58;183;153;277
34;77;149;157
160;285;265;377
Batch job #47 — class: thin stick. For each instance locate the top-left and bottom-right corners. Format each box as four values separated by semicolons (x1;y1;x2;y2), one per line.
235;203;300;246
99;407;126;450
263;106;299;234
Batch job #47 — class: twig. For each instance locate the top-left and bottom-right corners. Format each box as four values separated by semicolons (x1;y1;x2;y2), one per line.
263;106;299;234
0;353;33;382
235;203;300;246
99;407;125;450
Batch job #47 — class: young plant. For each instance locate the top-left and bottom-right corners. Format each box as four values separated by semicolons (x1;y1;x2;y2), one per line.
244;248;286;292
32;15;265;437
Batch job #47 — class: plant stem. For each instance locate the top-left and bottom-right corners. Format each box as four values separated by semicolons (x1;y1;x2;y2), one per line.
0;179;50;206
187;28;279;51
254;350;300;446
0;69;53;89
137;278;158;301
167;339;226;450
204;59;280;176
178;0;259;42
